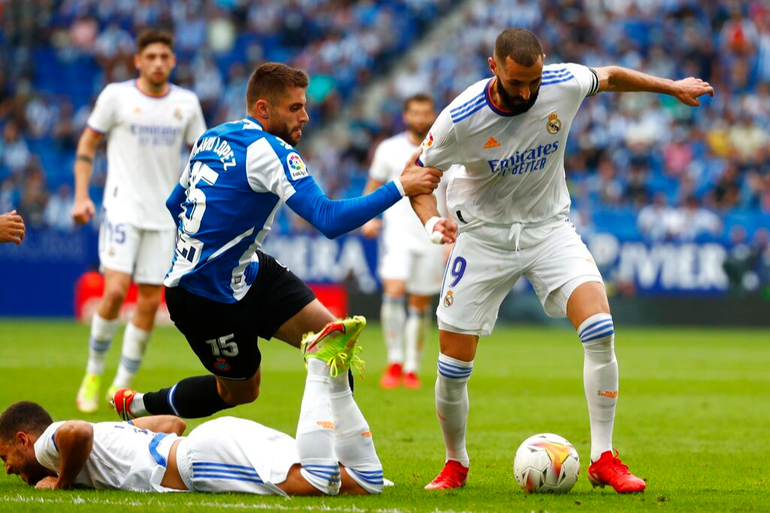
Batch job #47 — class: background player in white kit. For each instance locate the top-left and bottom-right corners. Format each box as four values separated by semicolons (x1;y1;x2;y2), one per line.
361;94;450;390
0;324;383;496
408;28;714;492
71;30;207;413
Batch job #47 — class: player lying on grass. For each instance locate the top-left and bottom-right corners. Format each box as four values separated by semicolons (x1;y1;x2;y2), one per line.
0;318;383;496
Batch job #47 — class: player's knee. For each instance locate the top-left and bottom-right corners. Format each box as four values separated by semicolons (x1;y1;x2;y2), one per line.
102;285;128;308
136;294;161;314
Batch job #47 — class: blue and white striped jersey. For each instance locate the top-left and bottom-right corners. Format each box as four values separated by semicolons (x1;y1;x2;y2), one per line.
165;117;404;303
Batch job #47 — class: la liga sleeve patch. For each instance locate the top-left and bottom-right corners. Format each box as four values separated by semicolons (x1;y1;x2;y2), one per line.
287;152;309;180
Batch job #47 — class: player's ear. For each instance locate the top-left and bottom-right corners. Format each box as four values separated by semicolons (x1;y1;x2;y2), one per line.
254;99;270;119
488;56;496;74
133;53;141;73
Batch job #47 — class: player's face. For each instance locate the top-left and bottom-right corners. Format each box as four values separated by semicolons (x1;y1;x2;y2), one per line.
403;100;436;140
269;87;310;145
0;436;48;486
489;54;543;115
135;43;176;87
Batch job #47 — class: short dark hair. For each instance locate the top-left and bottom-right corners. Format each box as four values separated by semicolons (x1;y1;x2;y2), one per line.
404;93;434;112
494;28;543;67
246;62;309;111
136;29;174;54
0;402;53;441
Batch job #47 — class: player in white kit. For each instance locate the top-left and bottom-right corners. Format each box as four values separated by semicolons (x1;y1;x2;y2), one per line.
408;29;714;493
0;322;383;496
361;94;449;390
72;30;207;413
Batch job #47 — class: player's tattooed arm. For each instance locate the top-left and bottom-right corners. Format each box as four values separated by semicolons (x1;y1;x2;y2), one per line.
52;421;94;490
72;128;104;225
594;66;714;106
131;416;187;436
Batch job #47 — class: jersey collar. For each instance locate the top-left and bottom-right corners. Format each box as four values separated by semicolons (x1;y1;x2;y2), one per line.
246;116;264;129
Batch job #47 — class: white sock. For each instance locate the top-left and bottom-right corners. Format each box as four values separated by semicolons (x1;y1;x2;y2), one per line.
435;353;473;467
128;393;147;418
403;307;424;374
329;373;383;494
86;314;120;375
112;323;151;388
381;296;405;364
297;359;340;495
579;313;618;462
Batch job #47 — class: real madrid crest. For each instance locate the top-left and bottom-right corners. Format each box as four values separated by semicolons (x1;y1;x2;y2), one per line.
546;113;562;135
443;290;454;308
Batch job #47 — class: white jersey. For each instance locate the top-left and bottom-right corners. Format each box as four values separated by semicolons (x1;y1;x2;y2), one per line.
88;80;207;230
34;421;182;492
419;63;599;226
369;132;454;250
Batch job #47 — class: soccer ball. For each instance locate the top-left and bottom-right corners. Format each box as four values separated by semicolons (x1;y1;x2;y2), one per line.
513;433;580;494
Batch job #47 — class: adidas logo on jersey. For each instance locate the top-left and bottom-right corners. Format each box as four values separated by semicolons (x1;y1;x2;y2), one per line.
483;136;501;149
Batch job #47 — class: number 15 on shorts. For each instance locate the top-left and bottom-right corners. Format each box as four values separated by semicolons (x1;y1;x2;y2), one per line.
205;334;239;357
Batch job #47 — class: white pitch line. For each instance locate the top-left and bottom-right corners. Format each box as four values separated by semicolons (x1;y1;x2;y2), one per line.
0;494;480;513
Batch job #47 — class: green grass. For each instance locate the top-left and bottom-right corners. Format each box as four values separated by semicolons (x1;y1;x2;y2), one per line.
0;320;769;512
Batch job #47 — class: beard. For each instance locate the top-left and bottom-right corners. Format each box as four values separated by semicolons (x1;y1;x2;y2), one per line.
274;122;302;146
496;78;539;115
407;124;430;141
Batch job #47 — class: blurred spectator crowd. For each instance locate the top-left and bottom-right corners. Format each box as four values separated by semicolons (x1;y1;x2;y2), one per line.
1;0;768;258
328;0;770;249
0;0;455;230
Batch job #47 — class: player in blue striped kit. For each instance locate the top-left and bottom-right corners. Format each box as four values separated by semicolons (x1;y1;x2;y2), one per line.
109;62;440;422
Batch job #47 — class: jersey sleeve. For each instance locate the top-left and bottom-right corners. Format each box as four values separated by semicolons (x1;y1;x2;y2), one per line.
245;136;308;201
33;421;66;473
368;140;393;182
87;85;117;134
561;63;600;100
185;96;207;146
418;107;459;172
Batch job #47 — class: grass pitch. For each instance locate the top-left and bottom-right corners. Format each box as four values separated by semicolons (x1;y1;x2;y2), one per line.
0;319;768;512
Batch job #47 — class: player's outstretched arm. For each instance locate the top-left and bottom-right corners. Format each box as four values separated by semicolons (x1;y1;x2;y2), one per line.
131;416;187;436
72;128;104;225
360;178;385;239
51;421;94;490
285;170;438;240
595;66;714;106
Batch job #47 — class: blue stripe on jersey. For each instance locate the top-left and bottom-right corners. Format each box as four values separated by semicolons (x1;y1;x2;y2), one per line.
149;433;168;467
193;473;264;484
542;74;575;86
450;92;485;116
452;101;487;123
542;68;570;77
193;462;257;472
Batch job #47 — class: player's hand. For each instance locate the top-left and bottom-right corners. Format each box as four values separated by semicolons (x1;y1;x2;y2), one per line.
72;198;96;225
35;476;57;490
361;218;382;238
428;217;458;244
673;77;714;107
0;210;25;245
400;148;441;197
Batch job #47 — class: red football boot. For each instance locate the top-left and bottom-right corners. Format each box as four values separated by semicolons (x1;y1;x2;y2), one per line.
424;460;469;490
403;371;422;389
110;388;138;421
588;450;646;493
380;363;402;389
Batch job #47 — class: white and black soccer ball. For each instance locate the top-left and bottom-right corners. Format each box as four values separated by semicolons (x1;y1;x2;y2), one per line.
513;433;580;494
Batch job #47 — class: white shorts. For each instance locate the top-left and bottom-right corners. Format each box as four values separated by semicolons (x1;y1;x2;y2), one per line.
379;238;445;296
98;211;176;284
437;218;603;337
176;417;299;496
